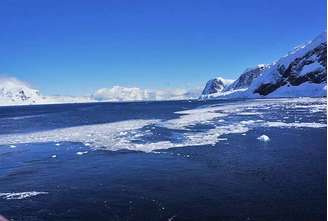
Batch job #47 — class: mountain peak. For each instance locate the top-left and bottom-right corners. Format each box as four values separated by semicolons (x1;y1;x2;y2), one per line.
201;77;234;97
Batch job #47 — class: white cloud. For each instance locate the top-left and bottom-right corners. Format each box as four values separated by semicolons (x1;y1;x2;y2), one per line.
152;87;202;100
0;75;34;90
93;86;202;101
93;86;152;101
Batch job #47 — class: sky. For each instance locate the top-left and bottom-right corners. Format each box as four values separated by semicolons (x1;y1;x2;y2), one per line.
0;0;326;96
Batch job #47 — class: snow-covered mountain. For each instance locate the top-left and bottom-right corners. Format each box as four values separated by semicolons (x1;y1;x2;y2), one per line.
201;77;234;97
0;77;93;106
225;64;269;91
201;32;327;99
200;65;269;99
0;77;43;105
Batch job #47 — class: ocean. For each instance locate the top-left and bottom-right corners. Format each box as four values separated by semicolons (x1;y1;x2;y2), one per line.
0;98;326;221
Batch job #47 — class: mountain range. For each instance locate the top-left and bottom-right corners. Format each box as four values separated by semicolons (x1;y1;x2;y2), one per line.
201;32;327;99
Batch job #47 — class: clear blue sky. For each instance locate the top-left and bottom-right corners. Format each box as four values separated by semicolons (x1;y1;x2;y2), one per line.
0;0;326;95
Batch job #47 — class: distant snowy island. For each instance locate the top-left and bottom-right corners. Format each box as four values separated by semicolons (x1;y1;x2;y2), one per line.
201;32;327;99
0;77;94;106
0;78;201;106
0;32;326;106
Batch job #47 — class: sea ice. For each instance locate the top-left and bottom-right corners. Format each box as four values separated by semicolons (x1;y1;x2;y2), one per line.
0;191;48;200
76;151;88;155
0;98;325;153
257;135;270;142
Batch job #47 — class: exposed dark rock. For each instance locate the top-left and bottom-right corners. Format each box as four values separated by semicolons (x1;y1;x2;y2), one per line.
254;42;327;96
202;78;226;95
226;65;268;91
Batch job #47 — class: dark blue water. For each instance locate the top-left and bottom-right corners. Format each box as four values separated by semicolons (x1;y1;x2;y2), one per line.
0;99;326;221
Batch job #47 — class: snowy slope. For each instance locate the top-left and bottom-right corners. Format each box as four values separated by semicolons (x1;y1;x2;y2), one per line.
251;32;326;97
201;32;327;99
225;64;269;91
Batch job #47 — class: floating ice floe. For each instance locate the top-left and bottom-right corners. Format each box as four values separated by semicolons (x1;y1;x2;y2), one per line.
237;112;262;116
76;151;88;155
257;135;270;142
218;138;228;141
0;191;48;200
